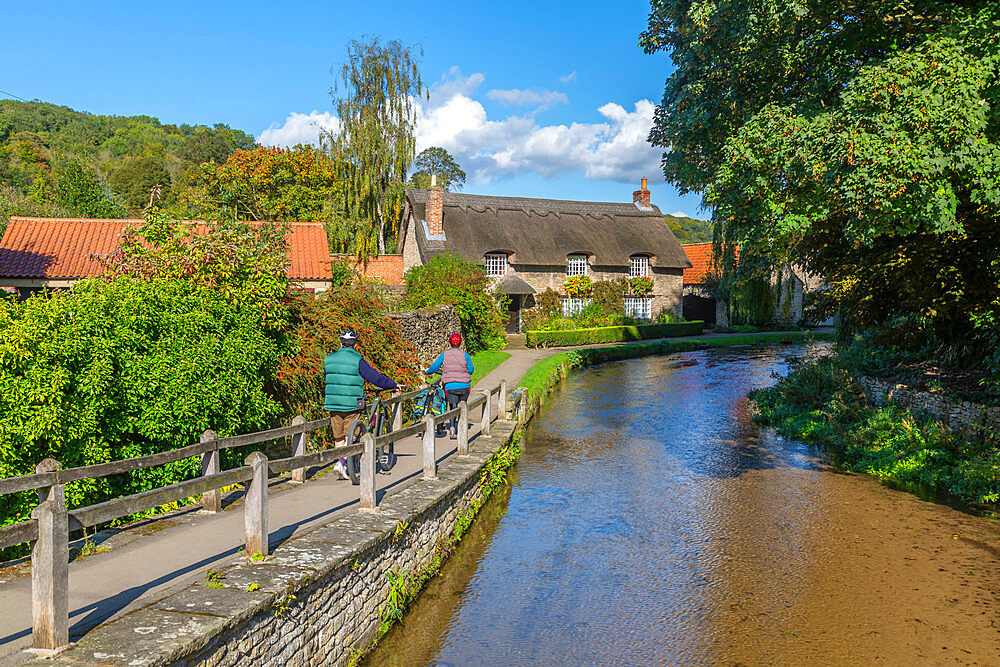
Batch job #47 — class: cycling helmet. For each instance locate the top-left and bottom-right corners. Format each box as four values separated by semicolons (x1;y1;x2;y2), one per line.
449;333;462;346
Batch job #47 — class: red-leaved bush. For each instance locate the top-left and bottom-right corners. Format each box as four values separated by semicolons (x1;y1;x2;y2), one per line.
277;285;421;420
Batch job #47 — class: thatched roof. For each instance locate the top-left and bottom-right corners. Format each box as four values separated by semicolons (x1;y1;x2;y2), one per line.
406;189;691;270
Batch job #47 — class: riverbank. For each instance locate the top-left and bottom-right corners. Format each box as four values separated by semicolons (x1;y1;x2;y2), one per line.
753;356;1000;508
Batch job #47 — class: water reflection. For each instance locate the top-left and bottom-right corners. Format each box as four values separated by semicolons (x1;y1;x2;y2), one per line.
367;345;1000;666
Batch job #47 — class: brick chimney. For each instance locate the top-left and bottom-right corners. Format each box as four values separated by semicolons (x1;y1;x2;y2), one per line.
427;174;445;235
633;177;651;209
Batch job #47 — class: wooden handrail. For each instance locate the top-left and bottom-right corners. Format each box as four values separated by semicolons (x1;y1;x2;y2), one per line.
213;418;330;450
0;518;38;551
7;378;516;653
268;442;362;477
68;467;254;531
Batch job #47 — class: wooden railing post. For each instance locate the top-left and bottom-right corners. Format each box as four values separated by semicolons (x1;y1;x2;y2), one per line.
244;452;268;558
290;416;307;484
392;400;403;432
499;379;508;420
30;458;69;654
481;390;492;437
458;402;470;457
422;414;437;479
200;430;220;513
359;433;377;511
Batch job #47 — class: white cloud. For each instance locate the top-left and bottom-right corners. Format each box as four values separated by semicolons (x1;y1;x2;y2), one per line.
258;111;340;148
414;70;662;185
262;69;664;187
486;88;569;109
560;71;577;84
671;211;689;218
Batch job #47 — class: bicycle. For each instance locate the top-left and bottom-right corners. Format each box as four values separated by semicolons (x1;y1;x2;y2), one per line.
345;389;399;485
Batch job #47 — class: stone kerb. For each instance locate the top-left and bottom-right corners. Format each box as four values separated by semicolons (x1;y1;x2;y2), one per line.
388;304;463;367
856;374;1000;432
27;423;517;667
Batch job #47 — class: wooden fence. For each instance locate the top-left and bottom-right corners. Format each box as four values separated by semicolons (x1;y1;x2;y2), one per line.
3;379;524;655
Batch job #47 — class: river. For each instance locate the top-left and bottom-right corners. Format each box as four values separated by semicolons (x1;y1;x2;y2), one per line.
367;345;1000;665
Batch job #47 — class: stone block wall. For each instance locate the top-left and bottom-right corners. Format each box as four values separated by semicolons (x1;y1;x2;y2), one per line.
389;304;463;367
511;265;684;319
856;375;1000;432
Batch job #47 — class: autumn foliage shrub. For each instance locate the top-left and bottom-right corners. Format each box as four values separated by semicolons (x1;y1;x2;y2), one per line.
277;286;421;421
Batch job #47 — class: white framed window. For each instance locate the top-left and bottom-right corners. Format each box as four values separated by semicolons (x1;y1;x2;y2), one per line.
561;297;591;316
624;297;652;320
566;253;589;277
485;253;508;278
630;255;650;278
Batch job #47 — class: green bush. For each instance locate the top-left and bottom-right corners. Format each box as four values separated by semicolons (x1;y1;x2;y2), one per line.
526;321;704;348
402;254;507;353
753;357;1000;505
0;278;286;540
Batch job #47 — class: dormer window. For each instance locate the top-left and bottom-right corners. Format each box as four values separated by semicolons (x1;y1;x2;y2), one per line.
630;255;650;278
485;252;508;277
566;253;588;277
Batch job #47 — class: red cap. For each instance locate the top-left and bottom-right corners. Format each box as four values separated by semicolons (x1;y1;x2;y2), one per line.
449;333;462;346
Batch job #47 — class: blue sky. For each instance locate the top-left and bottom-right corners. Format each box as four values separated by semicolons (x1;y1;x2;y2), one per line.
2;1;706;218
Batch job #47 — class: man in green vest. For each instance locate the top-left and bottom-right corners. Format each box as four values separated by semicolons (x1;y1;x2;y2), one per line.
325;331;404;480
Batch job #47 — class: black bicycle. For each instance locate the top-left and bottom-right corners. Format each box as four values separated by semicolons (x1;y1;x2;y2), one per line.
345;389;398;485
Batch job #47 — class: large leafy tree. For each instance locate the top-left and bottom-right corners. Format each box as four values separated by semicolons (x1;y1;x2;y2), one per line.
408;146;466;191
642;2;1000;347
327;37;424;259
53;159;126;218
183;145;343;223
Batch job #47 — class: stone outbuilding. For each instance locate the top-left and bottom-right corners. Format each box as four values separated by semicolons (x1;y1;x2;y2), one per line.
400;179;691;332
681;241;832;326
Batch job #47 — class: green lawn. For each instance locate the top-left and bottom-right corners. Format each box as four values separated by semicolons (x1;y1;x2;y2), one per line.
471;350;512;386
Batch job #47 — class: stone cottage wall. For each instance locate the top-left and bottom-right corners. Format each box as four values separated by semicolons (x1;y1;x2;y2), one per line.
511;265;684;319
389;305;463;367
856;375;1000;432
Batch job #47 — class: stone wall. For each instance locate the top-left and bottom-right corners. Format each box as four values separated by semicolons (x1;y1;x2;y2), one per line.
856;375;1000;432
510;265;685;319
29;424;519;667
389;304;463;367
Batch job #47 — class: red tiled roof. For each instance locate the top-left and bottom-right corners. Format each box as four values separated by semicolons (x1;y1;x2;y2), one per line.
682;242;740;284
331;254;405;286
682;242;713;284
0;217;332;281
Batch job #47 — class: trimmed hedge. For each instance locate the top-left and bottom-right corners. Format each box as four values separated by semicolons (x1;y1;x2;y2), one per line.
525;321;704;348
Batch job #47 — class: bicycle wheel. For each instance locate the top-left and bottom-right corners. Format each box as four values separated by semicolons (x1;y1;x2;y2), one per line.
376;406;397;472
345;418;367;486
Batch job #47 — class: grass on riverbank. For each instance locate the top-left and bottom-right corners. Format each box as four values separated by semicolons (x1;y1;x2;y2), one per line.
470;350;511;386
752;357;1000;506
518;331;832;418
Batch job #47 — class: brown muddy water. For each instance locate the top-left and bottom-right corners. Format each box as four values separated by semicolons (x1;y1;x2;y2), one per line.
367;346;1000;666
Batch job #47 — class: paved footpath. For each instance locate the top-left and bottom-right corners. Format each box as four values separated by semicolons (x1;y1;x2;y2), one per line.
0;329;822;663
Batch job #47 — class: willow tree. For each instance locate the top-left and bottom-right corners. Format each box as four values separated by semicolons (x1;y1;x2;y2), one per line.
328;37;424;259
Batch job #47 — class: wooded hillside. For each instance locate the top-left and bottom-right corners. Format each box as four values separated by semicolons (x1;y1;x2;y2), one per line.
0;100;254;231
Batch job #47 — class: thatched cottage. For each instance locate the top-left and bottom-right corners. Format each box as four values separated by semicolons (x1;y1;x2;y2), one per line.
400;179;691;332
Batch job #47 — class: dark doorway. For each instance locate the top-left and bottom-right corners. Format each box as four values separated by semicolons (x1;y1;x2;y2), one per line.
683;294;716;325
506;295;521;333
